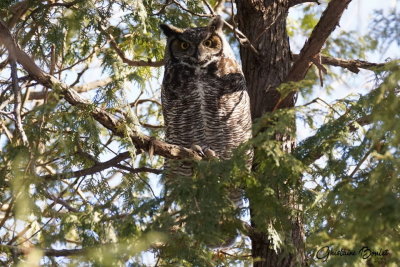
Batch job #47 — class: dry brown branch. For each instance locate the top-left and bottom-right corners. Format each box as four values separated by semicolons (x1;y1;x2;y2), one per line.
44;192;79;212
1;121;14;141
274;0;352;110
116;165;163;175
292;54;385;73
0;58;8;70
287;0;352;82
320;56;384;73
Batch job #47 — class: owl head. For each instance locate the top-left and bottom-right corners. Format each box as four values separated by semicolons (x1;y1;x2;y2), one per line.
160;16;232;65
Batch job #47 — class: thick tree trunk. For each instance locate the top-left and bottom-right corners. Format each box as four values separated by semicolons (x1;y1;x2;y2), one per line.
237;0;294;118
236;0;305;266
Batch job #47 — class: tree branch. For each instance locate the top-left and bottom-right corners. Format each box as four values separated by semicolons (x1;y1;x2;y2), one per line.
99;24;164;67
43;192;79;212
28;78;113;100
289;0;320;8
0;19;202;161
292;54;385;73
274;0;352;110
40;152;148;180
287;0;352;82
0;245;87;257
5;0;30;28
10;59;29;146
115;165;163;175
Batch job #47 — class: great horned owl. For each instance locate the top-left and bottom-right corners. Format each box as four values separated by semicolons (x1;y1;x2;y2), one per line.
160;16;252;242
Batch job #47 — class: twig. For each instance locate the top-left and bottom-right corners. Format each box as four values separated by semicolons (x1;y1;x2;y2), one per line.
15;178;82;246
115;165;162;175
55;43;105;74
44;192;79;212
348;147;372;179
202;0;215;15
291;54;385;74
49;44;56;75
0;58;9;70
133;99;164;128
171;0;213;17
132;99;162;107
1;121;14;141
28;78;113;100
205;1;259;55
274;0;353;110
10;59;29;146
7;223;32;245
214;0;226;14
152;0;173;16
99;23;164;67
0;199;14;230
70;65;89;87
40;152;131;180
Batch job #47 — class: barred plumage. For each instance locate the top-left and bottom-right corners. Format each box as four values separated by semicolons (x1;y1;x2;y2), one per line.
160;16;252;245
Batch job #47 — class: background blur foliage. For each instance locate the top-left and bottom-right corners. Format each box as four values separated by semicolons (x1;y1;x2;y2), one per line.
0;0;399;266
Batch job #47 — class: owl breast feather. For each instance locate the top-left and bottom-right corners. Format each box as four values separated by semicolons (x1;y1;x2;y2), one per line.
161;56;252;160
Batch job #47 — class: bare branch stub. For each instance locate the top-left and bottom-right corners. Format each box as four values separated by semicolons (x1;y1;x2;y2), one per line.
291;54;385;73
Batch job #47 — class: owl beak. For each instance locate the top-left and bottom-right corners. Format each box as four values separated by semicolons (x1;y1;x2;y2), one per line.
194;47;204;62
194;49;201;60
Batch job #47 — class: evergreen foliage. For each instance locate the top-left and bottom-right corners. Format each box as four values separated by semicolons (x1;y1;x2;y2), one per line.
0;0;398;266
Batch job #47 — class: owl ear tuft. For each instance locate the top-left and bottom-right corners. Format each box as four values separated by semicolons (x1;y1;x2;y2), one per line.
160;24;183;37
208;15;224;32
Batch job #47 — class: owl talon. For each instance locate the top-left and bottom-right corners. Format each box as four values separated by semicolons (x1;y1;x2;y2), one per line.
203;147;217;159
191;144;206;158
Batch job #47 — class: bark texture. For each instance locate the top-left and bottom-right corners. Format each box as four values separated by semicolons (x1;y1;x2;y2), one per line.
236;0;303;266
237;0;293;119
236;0;352;266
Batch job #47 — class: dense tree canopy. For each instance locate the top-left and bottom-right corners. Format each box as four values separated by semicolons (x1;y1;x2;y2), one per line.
0;0;399;266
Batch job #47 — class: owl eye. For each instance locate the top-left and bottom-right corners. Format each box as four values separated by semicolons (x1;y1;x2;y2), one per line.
203;39;213;47
180;41;189;50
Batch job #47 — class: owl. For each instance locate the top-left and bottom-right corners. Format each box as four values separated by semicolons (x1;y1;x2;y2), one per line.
160;16;252;244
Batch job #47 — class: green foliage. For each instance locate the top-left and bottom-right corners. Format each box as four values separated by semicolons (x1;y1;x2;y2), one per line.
0;0;399;266
371;8;400;52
